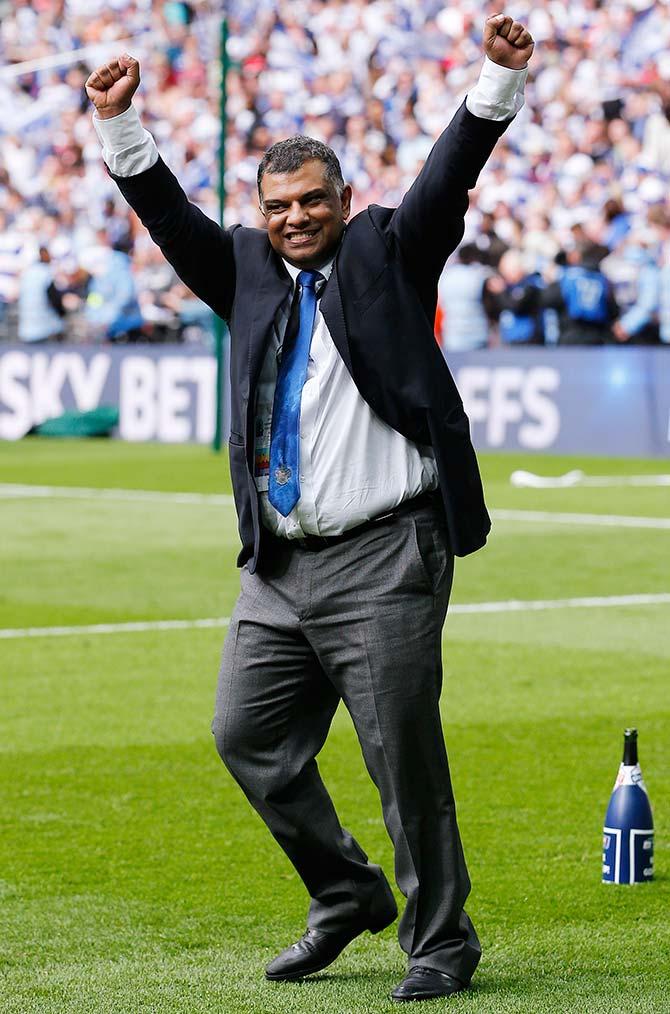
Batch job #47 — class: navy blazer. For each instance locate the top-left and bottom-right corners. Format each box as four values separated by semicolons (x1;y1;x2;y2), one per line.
111;99;513;571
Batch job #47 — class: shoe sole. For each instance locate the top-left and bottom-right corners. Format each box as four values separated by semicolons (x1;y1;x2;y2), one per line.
390;989;465;1002
265;956;340;982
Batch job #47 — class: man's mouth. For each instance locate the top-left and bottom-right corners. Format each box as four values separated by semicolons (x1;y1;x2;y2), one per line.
285;229;319;246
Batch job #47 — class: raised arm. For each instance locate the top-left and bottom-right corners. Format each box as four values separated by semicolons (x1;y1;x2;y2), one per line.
390;14;534;289
86;55;236;321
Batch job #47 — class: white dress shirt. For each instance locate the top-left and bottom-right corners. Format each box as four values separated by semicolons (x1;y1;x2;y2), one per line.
94;57;527;537
253;260;439;537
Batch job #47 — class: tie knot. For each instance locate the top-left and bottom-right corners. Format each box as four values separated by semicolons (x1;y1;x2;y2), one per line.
298;269;322;291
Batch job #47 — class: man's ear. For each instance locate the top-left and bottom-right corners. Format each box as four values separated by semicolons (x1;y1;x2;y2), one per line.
341;184;353;221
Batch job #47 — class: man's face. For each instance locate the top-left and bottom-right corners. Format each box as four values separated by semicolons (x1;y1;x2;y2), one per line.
260;159;352;269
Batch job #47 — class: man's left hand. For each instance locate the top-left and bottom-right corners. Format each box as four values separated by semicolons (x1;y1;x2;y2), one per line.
484;13;535;70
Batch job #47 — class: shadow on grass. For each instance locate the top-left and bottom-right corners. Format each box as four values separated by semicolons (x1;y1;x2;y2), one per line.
266;968;527;998
269;967;585;1002
267;970;397;987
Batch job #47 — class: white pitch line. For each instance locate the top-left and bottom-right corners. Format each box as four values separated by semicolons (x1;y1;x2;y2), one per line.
1;485;669;531
490;509;670;530
0;484;235;506
449;593;670;614
2;593;669;640
0;617;232;640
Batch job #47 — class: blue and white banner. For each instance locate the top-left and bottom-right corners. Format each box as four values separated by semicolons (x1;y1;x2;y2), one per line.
0;343;668;457
448;347;670;458
0;344;222;444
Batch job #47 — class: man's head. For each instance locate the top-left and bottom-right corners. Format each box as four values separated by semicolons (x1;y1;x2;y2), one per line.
257;136;352;269
457;243;481;265
498;249;526;284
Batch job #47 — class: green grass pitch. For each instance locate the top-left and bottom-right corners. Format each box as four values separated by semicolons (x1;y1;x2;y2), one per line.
1;439;668;1013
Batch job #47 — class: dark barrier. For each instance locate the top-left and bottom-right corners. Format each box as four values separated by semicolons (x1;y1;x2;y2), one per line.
0;343;668;456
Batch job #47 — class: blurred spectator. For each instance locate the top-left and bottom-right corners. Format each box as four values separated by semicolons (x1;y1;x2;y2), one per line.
472;212;508;269
539;244;619;345
484;250;544;346
1;0;670;346
604;230;661;344
83;239;144;342
18;246;66;344
641;86;670;172
602;197;632;251
659;216;670;344
437;244;492;351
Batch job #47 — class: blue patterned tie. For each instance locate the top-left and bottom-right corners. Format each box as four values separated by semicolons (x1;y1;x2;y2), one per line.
268;269;322;516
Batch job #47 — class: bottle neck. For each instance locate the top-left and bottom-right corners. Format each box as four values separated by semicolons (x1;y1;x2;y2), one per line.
623;729;638;766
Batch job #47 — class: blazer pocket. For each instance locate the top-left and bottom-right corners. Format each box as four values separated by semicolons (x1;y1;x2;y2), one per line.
353;264;390;314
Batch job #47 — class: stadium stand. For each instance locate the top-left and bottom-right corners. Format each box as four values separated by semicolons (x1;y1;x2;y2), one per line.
1;0;669;345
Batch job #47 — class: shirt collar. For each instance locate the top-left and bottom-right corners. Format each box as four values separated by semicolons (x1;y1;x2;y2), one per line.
282;256;334;291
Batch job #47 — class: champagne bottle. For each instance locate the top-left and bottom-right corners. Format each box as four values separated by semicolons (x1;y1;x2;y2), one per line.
602;729;654;884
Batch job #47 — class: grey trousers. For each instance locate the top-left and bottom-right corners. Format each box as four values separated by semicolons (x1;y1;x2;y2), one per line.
212;498;481;983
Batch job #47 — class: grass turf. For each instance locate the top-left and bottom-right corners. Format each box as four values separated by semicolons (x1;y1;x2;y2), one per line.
1;439;669;1013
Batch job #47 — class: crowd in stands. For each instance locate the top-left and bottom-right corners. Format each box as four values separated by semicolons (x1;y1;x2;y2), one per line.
1;0;670;348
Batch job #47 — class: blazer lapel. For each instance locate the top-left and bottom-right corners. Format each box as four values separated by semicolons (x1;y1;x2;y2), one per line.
320;261;353;375
246;244;353;394
247;247;292;391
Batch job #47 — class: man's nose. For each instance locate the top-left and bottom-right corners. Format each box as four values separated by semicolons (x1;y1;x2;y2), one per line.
286;201;309;227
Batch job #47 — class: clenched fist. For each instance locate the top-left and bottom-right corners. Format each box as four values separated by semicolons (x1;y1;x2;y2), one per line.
85;54;141;119
484;13;534;70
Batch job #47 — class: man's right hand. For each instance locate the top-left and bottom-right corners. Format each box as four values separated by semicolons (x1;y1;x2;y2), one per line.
85;54;140;119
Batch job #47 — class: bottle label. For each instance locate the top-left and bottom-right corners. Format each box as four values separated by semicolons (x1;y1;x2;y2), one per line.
603;827;654;883
613;763;647;793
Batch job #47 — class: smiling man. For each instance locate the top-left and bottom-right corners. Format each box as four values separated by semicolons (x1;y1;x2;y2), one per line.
87;13;534;1003
258;140;352;266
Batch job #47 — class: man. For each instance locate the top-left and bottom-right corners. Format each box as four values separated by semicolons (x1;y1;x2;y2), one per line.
606;230;661;345
437;243;493;351
539;243;619;346
484;249;545;345
659;216;670;345
18;246;67;344
83;235;144;342
86;13;533;1002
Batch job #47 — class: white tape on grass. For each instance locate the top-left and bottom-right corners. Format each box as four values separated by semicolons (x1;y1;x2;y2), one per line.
3;593;669;640
511;470;670;488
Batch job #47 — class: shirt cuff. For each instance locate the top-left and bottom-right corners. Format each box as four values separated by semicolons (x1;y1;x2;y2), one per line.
92;104;159;176
465;55;528;122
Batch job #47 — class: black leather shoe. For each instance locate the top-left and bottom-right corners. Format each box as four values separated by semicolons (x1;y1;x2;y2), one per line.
390;966;467;1002
265;889;397;982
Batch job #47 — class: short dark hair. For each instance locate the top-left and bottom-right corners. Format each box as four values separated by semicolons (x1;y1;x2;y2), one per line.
257;135;345;205
458;243;480;265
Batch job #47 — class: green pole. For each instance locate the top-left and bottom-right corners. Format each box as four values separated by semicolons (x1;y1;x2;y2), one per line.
213;16;229;452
